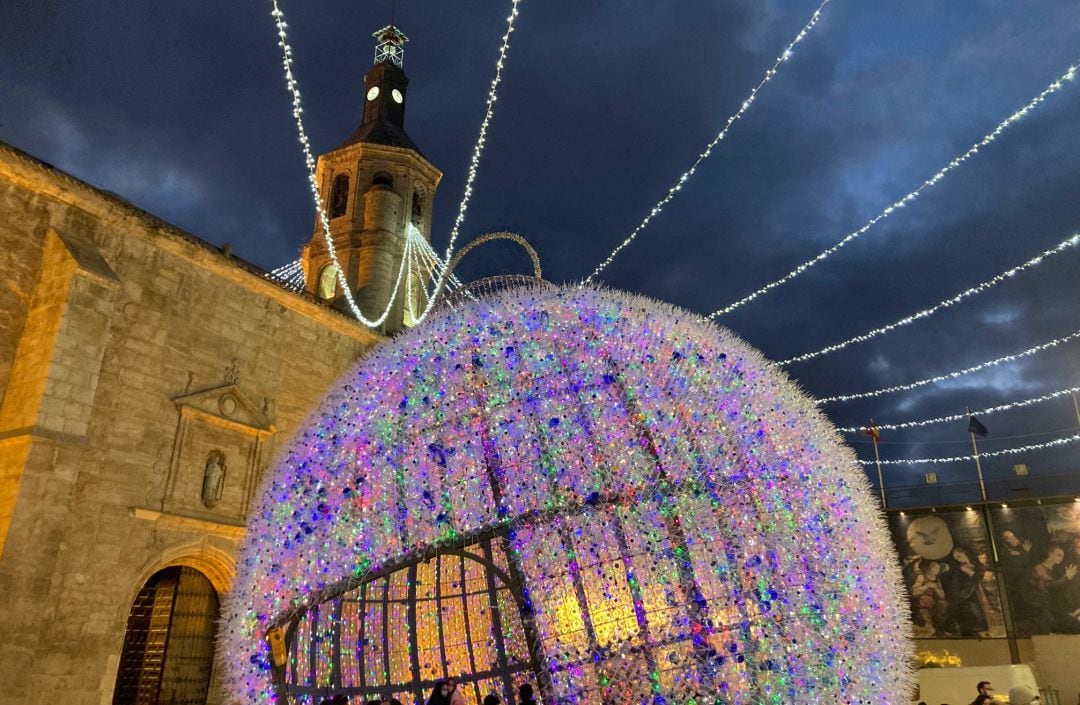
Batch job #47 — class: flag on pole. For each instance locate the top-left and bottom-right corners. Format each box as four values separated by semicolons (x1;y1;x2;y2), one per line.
862;420;881;444
967;414;989;437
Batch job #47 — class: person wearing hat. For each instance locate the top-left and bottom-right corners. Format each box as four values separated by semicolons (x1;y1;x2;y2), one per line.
1008;685;1040;705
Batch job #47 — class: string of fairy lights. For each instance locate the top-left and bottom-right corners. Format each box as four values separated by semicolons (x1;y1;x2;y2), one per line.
836;385;1080;433
269;0;404;327
267;258;305;292
856;433;1080;466
407;0;524;325
704;61;1078;319
814;330;1080;406
775;232;1080;367
728;61;1079;467
441;0;521;263
584;0;833;284
228;8;1080;702
267;0;519;327
265;230;467;312
821;330;1080;465
407;229;469;318
262;3;1078;484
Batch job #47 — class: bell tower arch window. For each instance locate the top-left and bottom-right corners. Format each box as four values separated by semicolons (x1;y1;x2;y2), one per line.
329;175;350;219
317;263;340;300
411;192;425;229
372;171;395;188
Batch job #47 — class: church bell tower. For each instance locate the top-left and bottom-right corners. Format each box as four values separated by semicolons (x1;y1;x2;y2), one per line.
302;25;442;334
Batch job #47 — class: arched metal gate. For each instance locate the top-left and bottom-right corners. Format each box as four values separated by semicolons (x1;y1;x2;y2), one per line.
283;537;535;704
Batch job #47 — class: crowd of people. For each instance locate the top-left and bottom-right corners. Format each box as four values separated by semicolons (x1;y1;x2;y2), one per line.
424;679;536;705
916;679;1042;705
968;679;1041;705
314;680;539;705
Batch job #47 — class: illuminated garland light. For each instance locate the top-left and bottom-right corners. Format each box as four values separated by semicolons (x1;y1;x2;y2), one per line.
412;235;465;295
839;385;1080;433
856;433;1080;465
266;258;306;292
269;0;521;328
404;231;468;322
223;286;913;704
816;329;1080;406
407;0;523;325
405;234;419;323
778;232;1080;366
585;0;832;284
443;0;521;262
270;0;416;328
710;62;1079;319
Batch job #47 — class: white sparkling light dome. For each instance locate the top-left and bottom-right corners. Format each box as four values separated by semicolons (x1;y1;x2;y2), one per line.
223;286;912;704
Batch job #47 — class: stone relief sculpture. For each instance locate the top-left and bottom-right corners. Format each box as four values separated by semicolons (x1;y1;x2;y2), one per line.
201;451;227;508
224;358;241;385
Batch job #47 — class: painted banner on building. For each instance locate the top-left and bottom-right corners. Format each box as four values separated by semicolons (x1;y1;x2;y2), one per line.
990;502;1080;636
889;510;1006;638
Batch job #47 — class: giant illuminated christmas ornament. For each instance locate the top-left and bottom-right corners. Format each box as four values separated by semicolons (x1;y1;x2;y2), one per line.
222;285;912;705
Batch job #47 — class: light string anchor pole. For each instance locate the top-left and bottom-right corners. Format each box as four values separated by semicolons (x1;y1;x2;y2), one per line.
968;406;1022;664
870;418;885;509
968;407;987;503
838;385;1080;434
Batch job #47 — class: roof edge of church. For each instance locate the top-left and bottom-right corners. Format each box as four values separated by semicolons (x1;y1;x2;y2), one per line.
0;139;379;339
338;122;423;156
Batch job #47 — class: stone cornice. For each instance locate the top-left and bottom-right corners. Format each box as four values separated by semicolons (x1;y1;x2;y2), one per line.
316;139;443;186
131;506;247;540
0;141;386;346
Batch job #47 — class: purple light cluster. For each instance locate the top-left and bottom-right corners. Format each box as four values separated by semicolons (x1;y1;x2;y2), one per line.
223;286;912;704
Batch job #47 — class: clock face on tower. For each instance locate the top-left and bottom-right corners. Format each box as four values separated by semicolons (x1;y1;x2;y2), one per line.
391;88;403;104
366;86;380;101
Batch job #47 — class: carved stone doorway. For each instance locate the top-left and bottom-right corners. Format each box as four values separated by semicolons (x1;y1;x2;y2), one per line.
113;566;219;705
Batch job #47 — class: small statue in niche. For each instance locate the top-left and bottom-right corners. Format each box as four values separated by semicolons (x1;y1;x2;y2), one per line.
201;451;226;508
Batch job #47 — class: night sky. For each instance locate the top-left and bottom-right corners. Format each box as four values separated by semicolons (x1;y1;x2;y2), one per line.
2;1;1078;502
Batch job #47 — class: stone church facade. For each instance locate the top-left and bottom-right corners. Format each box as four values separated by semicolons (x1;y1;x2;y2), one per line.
0;25;434;705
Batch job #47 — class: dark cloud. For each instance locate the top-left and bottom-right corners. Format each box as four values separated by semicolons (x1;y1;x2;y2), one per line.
2;1;1078;500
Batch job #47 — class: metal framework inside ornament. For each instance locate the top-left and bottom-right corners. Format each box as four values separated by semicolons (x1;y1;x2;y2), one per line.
432;231;548;312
